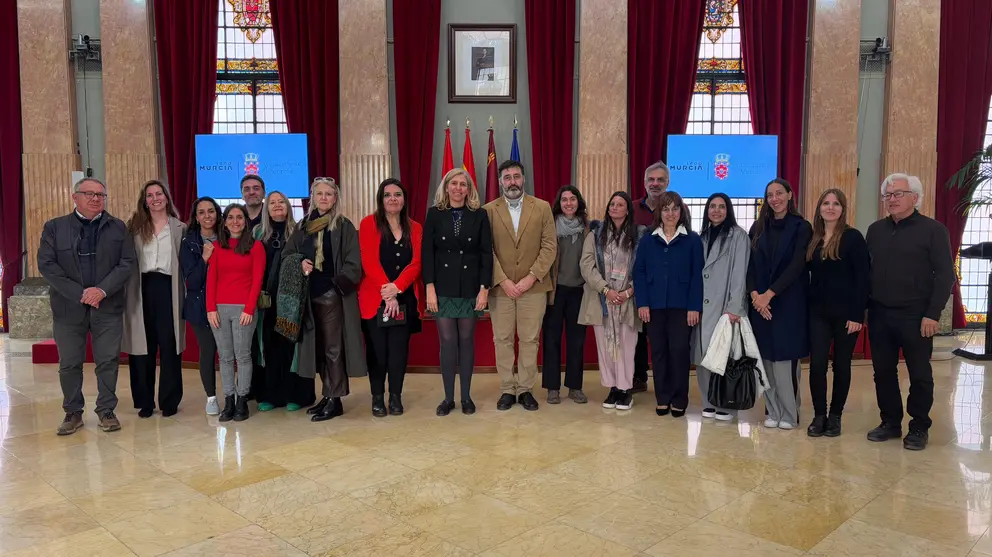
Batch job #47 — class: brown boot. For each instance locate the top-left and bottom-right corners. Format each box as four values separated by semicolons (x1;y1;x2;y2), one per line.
98;411;121;432
57;412;84;436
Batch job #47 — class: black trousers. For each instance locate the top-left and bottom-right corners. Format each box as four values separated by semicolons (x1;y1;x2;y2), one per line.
634;325;649;383
312;289;350;398
363;318;411;395
129;272;183;412
808;309;858;417
541;285;586;391
54;308;123;415
259;310;316;407
191;322;217;397
646;308;690;409
868;306;934;431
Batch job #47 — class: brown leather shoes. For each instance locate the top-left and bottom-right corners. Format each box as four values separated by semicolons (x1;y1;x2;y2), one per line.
57;412;84;436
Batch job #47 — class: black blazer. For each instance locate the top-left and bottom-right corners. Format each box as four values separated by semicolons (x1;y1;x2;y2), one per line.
422;206;493;298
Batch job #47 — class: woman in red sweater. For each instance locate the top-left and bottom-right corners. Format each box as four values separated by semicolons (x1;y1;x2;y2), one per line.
358;178;422;417
206;204;266;422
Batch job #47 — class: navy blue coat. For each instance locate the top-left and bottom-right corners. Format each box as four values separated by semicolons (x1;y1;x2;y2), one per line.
747;214;812;361
633;229;704;312
179;229;210;328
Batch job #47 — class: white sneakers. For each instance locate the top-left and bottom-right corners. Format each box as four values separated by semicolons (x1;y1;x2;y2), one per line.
763;418;779;428
778;422;796;430
701;408;717;419
205;396;220;416
763;418;796;430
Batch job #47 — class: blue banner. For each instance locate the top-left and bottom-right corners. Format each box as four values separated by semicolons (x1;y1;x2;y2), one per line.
666;135;778;198
195;133;310;198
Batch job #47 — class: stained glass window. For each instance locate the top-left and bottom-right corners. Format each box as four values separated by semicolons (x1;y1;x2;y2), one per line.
683;0;759;233
958;99;992;325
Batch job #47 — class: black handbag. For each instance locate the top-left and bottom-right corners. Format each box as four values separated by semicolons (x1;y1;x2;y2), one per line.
375;302;407;328
707;329;760;410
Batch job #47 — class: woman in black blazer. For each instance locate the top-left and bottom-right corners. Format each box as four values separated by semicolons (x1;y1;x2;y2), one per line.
422;168;493;416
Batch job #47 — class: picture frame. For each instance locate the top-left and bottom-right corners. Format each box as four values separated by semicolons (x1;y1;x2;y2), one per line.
447;24;517;104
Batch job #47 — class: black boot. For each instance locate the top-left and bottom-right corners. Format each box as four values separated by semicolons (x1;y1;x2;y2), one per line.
388;393;404;415
807;415;827;437
308;397;329;415
824;414;842;437
312;397;344;422
371;394;387;418
233;395;249;422
218;395;236;422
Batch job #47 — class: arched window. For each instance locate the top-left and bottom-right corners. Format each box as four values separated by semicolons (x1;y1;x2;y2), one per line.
959;100;992;325
684;0;760;233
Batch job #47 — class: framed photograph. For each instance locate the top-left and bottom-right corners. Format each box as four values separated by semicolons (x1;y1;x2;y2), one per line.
448;24;517;103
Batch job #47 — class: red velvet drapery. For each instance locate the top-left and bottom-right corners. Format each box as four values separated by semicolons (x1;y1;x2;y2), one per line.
153;0;219;220
393;0;441;220
627;0;705;200
0;0;22;331
935;0;992;329
270;0;340;184
739;0;809;195
525;0;576;201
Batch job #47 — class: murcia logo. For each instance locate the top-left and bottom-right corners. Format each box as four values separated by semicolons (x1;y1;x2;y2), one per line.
244;153;259;175
714;153;730;180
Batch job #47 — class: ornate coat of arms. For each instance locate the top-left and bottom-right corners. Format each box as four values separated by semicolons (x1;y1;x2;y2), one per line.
714;153;730;180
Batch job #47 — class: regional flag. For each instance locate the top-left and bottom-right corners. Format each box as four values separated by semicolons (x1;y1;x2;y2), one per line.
485;128;499;203
442;126;454;177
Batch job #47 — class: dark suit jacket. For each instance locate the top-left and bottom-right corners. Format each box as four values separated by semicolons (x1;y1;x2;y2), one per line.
37;212;136;324
421;206;493;298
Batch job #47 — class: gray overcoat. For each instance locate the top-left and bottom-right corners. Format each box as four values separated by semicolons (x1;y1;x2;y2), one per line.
690;224;750;365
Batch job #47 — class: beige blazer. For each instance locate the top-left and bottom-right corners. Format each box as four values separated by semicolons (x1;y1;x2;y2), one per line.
484;195;557;296
121;217;187;356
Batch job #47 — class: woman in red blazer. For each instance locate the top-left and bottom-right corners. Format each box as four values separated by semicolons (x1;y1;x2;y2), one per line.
358;178;423;417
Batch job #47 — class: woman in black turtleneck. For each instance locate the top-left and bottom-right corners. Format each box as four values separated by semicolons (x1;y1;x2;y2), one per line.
747;179;812;431
252;191;315;412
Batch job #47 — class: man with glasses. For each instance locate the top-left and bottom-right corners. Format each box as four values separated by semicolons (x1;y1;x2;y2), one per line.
38;177;136;435
865;173;954;451
241;174;266;231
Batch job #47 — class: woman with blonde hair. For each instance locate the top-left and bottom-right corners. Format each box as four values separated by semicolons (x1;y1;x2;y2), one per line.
282;178;367;422
122;180;186;418
422;168;492;415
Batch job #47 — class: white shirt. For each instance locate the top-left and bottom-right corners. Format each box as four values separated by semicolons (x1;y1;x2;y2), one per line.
653;224;687;245
506;196;524;235
140;225;172;274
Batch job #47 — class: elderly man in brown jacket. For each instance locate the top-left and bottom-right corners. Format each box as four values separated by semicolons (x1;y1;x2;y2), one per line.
484;161;557;411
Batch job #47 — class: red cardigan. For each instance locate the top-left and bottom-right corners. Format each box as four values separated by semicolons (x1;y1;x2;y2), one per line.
357;215;422;320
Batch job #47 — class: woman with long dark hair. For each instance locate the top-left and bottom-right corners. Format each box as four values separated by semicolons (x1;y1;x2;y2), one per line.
634;191;703;418
180;196;222;415
805;188;868;437
423;169;492;416
578;192;646;410
122;180;186;418
542;185;590;404
748;178;813;430
692;193;750;421
206;204;265;421
358;178;423;417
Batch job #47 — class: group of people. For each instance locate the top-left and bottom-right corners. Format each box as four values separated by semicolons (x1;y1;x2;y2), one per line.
38;160;954;451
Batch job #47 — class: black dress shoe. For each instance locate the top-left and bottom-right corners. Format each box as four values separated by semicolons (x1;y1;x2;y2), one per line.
308;397;330;415
218;395;236;422
630;379;648;393
312;397;344;422
233;395;249;422
371;394;387;417
807;415;827;437
161;408;178;417
867;422;902;442
138;408;154;419
462;399;476;415
655;406;670;416
436;400;455;416
671;408;686;418
388;393;404;415
903;429;928;451
824;414;842;437
496;393;516;411
518;392;539;411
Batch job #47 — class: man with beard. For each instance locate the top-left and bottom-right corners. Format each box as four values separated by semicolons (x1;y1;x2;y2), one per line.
631;161;671;393
484;160;557;411
241;174;266;231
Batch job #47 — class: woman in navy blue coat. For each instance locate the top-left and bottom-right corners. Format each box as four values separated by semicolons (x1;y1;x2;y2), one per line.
747;179;813;430
633;191;704;418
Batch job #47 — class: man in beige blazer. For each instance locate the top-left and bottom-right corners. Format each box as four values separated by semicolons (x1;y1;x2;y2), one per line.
484;161;557;411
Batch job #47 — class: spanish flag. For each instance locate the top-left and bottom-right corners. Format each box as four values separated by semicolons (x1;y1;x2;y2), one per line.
441;126;454;177
462;126;478;187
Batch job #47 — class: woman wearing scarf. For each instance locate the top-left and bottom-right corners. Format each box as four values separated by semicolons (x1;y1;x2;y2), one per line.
578;192;646;410
542;185;590;404
282;178;367;422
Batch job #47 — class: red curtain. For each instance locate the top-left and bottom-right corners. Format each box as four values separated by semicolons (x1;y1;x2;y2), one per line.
270;0;340;184
739;0;809;196
154;0;219;220
627;0;705;200
393;0;441;219
935;0;992;328
526;0;576;201
0;0;22;332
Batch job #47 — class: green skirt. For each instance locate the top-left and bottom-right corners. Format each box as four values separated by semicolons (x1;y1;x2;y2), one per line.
433;296;483;319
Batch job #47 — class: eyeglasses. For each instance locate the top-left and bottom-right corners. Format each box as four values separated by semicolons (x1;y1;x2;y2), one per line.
312;177;336;185
882;190;913;200
77;191;108;200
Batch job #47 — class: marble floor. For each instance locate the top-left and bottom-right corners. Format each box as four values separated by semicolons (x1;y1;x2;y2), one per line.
0;333;991;556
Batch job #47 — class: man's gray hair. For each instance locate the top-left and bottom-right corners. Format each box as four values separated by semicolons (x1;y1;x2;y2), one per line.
644;161;671;183
880;173;923;208
73;177;107;193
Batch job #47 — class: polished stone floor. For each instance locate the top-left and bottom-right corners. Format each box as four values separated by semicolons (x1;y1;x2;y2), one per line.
0;332;990;556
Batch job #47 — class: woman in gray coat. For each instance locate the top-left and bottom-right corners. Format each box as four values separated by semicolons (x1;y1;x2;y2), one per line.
691;193;750;421
282;178;367;422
